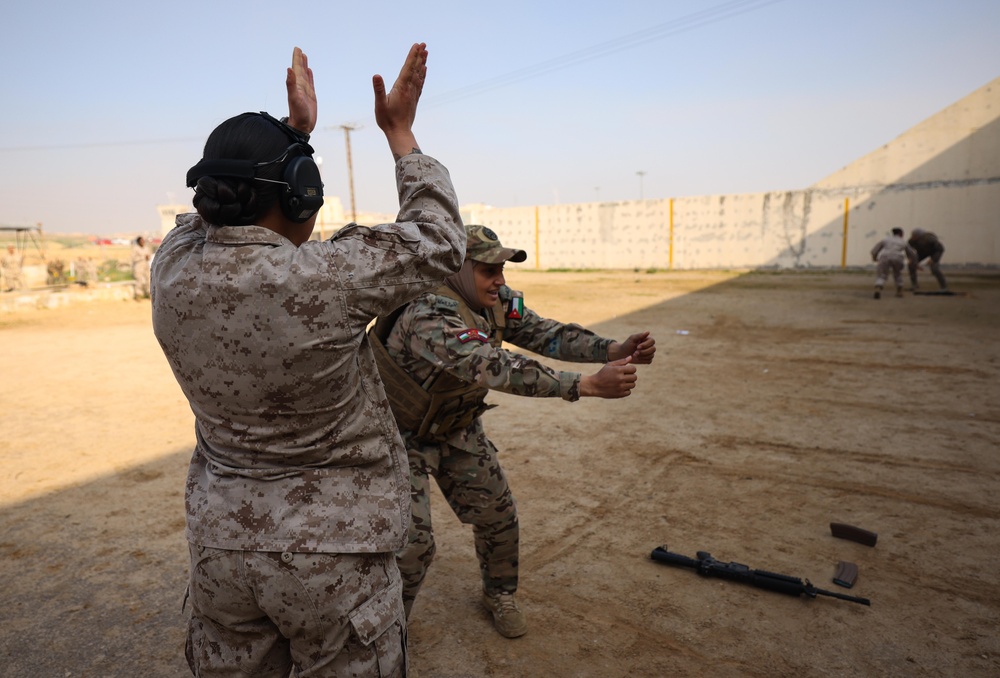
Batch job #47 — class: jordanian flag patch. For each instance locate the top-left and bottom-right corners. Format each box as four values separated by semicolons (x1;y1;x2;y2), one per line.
506;296;524;320
457;329;490;343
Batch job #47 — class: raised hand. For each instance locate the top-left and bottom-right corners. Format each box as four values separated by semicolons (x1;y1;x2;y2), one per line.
608;331;657;364
373;42;428;160
285;46;316;134
580;356;638;399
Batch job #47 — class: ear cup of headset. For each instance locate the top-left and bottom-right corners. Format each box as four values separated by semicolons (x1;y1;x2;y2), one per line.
281;155;324;223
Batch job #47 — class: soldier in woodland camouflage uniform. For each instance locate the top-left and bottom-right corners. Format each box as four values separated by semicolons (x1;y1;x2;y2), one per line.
151;45;465;677
46;258;65;286
907;228;949;291
370;225;657;638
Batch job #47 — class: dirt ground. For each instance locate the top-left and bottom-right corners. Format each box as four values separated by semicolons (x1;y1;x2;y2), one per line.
1;268;998;678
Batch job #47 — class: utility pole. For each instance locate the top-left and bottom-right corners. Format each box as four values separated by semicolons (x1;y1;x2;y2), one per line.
340;124;359;223
636;171;646;200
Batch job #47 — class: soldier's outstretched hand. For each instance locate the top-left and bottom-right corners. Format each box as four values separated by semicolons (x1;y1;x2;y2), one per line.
285;46;316;134
373;42;428;159
580;356;637;399
608;331;656;364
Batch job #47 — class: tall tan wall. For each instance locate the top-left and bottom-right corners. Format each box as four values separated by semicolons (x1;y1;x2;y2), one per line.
464;77;1000;270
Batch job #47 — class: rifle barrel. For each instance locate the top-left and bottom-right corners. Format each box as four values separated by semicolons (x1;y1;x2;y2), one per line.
814;587;871;606
650;547;699;569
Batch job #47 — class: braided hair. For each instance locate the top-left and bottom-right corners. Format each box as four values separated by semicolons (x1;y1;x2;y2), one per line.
190;113;296;226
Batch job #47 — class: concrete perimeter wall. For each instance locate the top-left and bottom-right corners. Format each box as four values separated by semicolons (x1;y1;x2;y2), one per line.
463;77;1000;270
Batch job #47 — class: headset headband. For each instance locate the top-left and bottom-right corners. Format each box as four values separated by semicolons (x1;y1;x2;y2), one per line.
185;112;314;187
186;142;313;187
257;111;311;146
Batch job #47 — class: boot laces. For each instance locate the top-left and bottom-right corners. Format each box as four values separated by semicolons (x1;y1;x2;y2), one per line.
494;593;519;616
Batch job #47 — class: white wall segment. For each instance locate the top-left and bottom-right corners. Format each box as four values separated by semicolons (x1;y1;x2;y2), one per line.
463;77;999;270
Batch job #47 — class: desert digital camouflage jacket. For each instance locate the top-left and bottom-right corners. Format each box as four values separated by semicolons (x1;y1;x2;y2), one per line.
383;284;614;450
871;235;916;262
150;153;465;553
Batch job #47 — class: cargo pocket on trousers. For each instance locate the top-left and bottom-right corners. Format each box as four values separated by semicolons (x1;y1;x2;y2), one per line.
348;580;406;676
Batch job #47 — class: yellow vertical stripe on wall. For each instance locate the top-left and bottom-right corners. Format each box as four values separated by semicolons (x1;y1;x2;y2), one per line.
841;198;850;268
669;198;675;270
534;206;540;269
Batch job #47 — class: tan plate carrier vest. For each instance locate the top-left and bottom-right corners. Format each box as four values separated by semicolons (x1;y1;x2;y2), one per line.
368;285;507;443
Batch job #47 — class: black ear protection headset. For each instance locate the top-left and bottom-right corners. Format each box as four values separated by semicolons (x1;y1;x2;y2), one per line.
186;112;324;224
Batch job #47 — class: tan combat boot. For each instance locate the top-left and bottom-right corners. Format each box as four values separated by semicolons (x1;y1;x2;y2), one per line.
482;591;528;638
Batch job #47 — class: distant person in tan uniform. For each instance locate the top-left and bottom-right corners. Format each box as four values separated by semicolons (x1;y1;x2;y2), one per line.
75;257;99;286
870;228;916;299
1;244;24;291
130;236;151;299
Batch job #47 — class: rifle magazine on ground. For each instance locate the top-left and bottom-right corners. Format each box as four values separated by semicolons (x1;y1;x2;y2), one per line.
830;522;878;546
833;561;859;588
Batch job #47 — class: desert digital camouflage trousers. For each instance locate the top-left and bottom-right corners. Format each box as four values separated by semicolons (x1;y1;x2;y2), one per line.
396;427;519;616
185;544;406;677
875;255;905;288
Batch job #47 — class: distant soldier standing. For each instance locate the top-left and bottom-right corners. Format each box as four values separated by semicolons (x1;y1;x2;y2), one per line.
131;236;152;299
370;225;656;637
870;228;916;299
907;228;948;291
77;257;99;285
1;244;24;291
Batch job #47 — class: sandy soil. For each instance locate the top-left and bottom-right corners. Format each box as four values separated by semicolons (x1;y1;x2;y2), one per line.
1;269;998;678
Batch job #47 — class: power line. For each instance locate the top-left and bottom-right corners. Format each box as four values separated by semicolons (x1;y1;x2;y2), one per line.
424;0;786;107
0;137;203;153
0;0;785;152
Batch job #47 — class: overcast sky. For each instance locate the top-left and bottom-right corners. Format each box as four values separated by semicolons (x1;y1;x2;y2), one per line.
1;0;997;235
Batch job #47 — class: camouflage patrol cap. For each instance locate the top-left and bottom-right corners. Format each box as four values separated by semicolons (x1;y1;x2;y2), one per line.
465;225;527;264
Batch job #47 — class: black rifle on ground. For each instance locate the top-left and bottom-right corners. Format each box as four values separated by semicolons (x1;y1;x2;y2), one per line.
650;546;871;606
